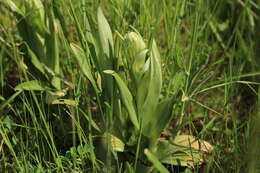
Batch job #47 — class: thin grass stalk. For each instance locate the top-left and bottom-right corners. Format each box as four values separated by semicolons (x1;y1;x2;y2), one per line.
30;91;65;173
86;98;99;172
179;0;202;127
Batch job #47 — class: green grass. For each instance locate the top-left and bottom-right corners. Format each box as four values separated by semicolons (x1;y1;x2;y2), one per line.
0;0;259;172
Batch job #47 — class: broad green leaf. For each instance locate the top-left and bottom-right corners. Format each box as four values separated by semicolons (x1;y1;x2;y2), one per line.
147;98;174;145
24;0;48;36
7;0;46;61
173;135;213;153
161;152;201;167
156;139;201;167
144;148;169;173
15;80;47;91
26;45;45;75
151;40;161;66
156;136;213;167
138;40;162;135
113;98;131;141
51;99;76;106
97;7;114;57
45;11;60;89
95;8;115;98
136;58;150;107
104;70;139;130
70;43;98;92
21;26;46;63
84;16;97;49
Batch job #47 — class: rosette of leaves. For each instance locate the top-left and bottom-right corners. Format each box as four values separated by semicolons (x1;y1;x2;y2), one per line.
105;32;213;172
69;7;212;172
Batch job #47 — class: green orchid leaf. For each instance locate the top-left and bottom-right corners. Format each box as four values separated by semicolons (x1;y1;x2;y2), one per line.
156;136;213;167
137;40;162;136
104;70;139;130
97;7;114;57
173;135;213;154
70;43;98;92
147;98;174;144
26;45;45;75
45;12;61;89
156;139;200;167
23;0;48;36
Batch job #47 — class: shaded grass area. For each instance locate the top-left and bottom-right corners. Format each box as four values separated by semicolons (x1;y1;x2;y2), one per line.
0;0;259;172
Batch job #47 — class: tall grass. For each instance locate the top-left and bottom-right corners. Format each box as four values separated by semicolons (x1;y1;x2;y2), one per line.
0;0;259;172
